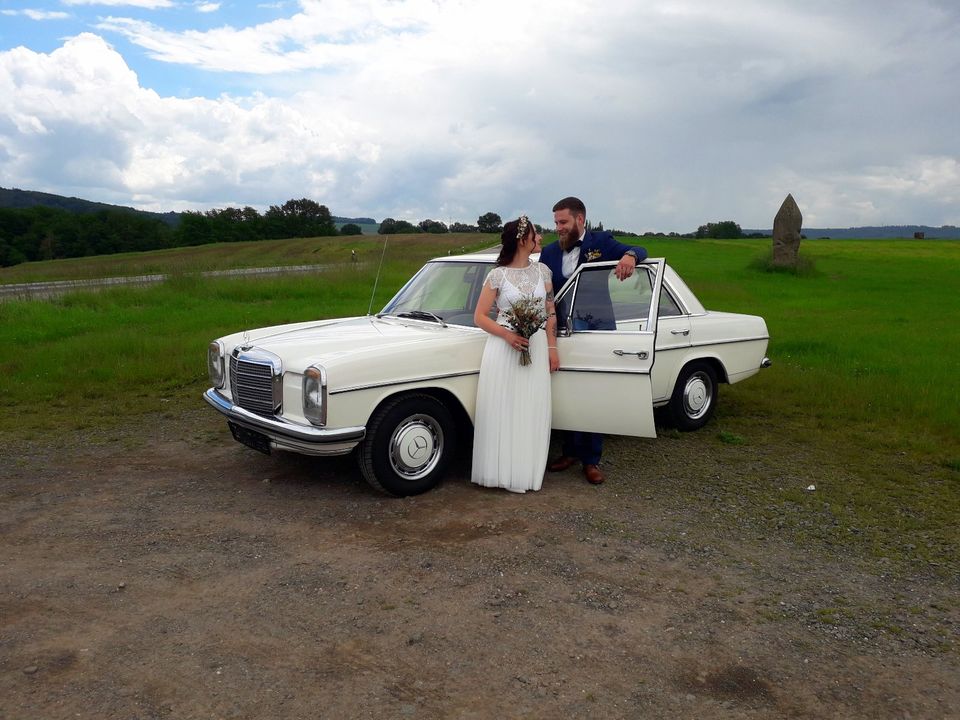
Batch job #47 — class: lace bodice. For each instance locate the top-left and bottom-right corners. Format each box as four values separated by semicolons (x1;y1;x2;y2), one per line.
485;262;552;325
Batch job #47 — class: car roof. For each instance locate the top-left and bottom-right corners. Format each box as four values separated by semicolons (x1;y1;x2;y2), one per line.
429;251;672;266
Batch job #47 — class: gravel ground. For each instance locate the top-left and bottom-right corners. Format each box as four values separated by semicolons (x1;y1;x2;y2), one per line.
1;407;957;719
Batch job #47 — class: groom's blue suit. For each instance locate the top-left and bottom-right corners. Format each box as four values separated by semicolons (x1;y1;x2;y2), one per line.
538;230;647;466
538;230;645;297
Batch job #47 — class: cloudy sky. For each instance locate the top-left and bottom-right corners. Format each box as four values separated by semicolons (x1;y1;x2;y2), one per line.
1;0;958;232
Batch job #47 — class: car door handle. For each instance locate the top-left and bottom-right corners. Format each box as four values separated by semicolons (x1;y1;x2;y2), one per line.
613;349;649;359
670;329;690;336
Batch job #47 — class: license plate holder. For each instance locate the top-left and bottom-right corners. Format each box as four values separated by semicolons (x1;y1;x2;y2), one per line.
228;422;271;455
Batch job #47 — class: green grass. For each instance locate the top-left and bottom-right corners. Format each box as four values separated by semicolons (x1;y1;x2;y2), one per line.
0;232;496;284
2;235;957;451
626;237;959;570
1;234;958;573
638;237;959;453
0;234;494;433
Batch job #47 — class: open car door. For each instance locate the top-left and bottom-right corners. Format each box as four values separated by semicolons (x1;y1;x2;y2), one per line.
551;259;663;437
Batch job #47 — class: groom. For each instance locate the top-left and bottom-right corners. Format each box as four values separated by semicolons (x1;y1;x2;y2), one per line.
538;196;648;485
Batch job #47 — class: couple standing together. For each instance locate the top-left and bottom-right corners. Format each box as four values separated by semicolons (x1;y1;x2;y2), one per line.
471;196;647;494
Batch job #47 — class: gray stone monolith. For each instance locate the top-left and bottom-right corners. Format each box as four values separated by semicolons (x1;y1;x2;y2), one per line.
772;194;802;267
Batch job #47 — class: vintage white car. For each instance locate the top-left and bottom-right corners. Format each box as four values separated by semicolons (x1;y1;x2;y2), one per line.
204;252;770;495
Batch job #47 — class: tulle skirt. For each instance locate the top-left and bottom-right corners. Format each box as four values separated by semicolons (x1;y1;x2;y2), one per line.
471;330;552;492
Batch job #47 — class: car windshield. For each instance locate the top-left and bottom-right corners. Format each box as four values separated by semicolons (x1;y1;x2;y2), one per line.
379;260;493;327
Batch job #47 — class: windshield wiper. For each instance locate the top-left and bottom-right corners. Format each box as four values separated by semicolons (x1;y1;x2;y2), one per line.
386;310;448;327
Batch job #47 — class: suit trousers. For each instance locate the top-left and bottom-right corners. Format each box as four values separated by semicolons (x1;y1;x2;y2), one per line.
560;430;603;466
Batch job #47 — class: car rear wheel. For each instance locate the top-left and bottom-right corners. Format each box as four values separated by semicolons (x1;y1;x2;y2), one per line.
358;393;456;496
668;361;718;431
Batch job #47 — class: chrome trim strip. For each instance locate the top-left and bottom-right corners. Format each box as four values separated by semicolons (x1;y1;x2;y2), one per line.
688;335;769;348
329;369;480;395
556;367;651;376
204;388;365;445
570;329;657;337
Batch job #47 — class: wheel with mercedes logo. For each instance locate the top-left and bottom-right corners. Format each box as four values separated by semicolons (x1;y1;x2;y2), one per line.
358;393;456;496
667;360;719;431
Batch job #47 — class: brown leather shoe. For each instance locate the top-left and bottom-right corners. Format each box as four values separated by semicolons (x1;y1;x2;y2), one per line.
583;464;604;485
548;455;578;472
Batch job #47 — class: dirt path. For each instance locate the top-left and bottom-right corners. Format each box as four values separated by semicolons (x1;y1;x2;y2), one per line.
2;409;957;719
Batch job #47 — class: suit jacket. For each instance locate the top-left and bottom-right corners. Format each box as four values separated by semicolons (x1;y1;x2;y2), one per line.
538;230;647;293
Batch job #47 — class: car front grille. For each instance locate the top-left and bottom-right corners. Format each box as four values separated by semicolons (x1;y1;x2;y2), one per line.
230;351;281;415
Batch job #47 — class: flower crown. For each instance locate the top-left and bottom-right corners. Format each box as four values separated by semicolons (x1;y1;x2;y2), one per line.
516;215;529;241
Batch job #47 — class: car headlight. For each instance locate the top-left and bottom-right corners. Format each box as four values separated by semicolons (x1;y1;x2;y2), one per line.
207;341;225;388
303;365;327;426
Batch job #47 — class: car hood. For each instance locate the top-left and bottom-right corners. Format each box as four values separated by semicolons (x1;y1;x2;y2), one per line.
223;315;483;373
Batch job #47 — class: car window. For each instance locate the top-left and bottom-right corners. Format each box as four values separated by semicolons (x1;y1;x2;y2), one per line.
557;265;677;331
557;265;653;332
380;261;489;325
608;268;654;322
658;285;683;318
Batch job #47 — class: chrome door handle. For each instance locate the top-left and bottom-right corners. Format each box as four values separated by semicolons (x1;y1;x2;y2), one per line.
613;349;649;359
670;329;690;336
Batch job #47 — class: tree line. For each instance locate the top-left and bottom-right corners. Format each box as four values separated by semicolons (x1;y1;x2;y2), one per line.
0;187;762;268
0;198;342;267
377;211;504;235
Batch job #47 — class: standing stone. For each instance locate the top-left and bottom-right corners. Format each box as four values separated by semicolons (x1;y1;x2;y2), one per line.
772;194;802;267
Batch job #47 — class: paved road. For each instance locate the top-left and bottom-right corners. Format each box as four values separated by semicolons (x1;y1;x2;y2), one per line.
0;263;347;301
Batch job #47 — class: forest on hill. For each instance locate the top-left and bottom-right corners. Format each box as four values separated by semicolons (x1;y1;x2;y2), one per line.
3;186;957;268
0;189;359;267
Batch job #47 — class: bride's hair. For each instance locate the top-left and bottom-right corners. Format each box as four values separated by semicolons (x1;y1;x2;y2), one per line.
496;216;534;266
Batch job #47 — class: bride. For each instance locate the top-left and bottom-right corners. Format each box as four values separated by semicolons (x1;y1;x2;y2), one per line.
470;216;559;493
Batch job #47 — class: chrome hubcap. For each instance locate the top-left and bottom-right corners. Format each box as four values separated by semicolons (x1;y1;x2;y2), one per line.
683;372;713;419
389;414;443;480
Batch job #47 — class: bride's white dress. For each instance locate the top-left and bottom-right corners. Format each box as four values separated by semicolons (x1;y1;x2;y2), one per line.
471;261;553;493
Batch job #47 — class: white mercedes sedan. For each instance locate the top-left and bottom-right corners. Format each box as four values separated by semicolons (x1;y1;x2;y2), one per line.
204;252;770;496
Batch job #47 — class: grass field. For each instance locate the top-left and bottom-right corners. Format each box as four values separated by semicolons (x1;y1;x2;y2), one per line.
0;233;490;284
2;234;957;452
1;233;958;569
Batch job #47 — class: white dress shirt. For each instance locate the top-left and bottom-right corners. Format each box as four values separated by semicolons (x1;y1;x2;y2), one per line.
561;229;586;280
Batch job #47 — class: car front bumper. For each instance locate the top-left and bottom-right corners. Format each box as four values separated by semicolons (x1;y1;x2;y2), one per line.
203;388;365;456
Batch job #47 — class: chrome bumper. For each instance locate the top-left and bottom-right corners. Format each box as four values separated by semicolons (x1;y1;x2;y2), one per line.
203;388;365;456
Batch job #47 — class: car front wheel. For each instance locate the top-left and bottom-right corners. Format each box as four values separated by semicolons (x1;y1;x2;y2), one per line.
668;361;718;431
358;393;456;496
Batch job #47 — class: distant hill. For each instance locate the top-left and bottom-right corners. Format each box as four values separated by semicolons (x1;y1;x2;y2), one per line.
333;215;376;225
0;188;386;233
333;216;379;235
0;187;181;226
743;225;960;239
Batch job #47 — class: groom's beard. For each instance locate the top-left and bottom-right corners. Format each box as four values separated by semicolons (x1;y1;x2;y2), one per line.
559;228;580;252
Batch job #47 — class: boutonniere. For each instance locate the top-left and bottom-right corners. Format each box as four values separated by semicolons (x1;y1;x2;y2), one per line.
585;249;602;262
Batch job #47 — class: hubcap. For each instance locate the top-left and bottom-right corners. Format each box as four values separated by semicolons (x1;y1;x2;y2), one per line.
389;414;443;480
683;372;713;419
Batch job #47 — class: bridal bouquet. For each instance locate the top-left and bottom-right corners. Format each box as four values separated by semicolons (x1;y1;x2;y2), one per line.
503;295;548;366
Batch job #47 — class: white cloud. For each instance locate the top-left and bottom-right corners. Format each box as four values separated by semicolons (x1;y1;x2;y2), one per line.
2;9;71;20
2;0;960;228
195;3;221;12
63;0;174;7
0;34;385;212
